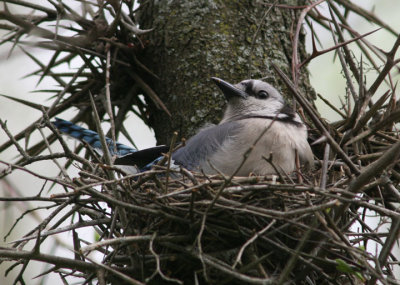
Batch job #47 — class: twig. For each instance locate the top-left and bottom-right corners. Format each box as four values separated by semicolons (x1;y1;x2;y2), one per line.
233;219;276;268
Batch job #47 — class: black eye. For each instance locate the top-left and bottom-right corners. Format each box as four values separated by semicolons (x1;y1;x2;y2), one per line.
257;91;269;99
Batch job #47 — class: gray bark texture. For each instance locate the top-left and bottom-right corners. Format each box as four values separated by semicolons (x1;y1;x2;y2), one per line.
138;0;314;145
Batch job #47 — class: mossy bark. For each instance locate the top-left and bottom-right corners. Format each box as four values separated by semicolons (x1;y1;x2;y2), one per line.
138;0;314;144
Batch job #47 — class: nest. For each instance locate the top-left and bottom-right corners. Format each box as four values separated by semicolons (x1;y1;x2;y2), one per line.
98;171;342;284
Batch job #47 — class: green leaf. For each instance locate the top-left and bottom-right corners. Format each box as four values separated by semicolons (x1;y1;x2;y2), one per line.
354;271;365;282
94;231;100;242
335;258;354;274
335;259;365;281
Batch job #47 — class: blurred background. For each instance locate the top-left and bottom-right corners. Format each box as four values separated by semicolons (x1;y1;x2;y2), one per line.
1;0;399;283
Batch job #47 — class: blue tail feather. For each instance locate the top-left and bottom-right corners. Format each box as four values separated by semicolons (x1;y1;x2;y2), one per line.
52;118;136;156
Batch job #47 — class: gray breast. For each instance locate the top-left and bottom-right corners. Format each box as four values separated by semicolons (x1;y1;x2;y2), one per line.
203;118;313;176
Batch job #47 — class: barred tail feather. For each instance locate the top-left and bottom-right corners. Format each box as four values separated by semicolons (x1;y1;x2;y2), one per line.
52;118;136;156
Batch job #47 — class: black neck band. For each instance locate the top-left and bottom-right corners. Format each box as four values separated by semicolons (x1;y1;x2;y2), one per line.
237;115;303;127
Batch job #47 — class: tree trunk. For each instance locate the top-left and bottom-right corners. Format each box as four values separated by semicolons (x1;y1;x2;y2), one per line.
138;0;314;145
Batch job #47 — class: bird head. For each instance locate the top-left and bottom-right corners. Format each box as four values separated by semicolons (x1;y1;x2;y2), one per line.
212;77;286;123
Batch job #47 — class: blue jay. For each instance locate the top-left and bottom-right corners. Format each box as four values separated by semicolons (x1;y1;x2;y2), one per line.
53;77;313;176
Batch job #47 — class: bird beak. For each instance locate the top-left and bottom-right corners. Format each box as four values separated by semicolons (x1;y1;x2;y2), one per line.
211;77;247;100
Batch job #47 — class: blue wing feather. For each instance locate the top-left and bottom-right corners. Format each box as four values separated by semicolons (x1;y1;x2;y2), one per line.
172;121;241;170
